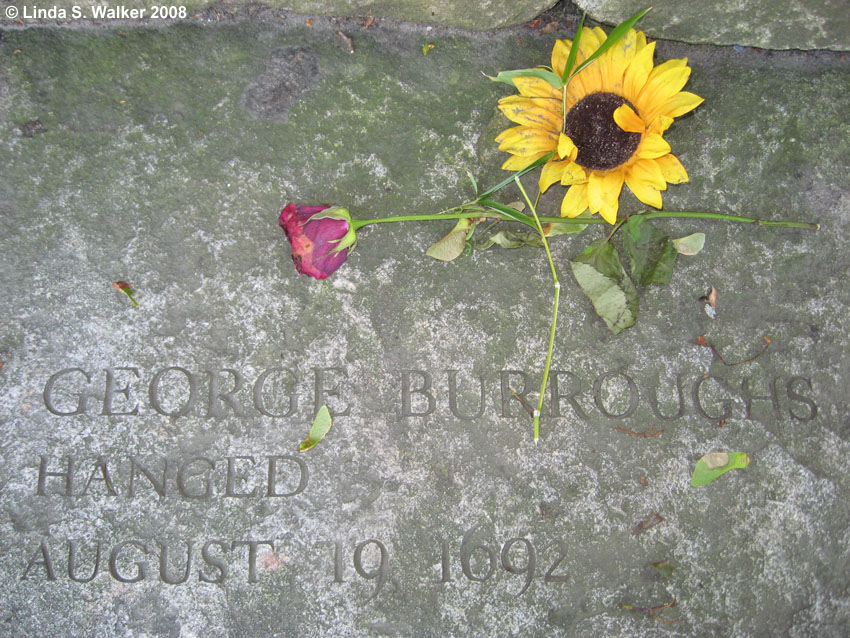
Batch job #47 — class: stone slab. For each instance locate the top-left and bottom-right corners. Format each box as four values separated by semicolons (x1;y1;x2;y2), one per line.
1;16;849;638
1;0;558;30
575;0;850;51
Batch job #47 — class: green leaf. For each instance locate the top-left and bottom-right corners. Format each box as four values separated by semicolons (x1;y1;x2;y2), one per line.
570;239;638;335
672;232;706;256
299;405;333;452
561;12;585;82
477;152;555;201
486;68;563;90
624;216;678;286
112;281;139;306
690;451;750;487
426;218;476;262
570;7;652;79
477;229;542;250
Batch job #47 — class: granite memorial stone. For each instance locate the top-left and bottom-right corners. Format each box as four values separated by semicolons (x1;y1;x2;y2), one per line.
0;10;849;637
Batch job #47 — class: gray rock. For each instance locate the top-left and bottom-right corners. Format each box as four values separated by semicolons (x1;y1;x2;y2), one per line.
1;0;559;29
575;0;850;50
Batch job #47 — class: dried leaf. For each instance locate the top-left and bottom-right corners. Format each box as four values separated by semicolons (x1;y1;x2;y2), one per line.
631;511;664;536
699;286;718;308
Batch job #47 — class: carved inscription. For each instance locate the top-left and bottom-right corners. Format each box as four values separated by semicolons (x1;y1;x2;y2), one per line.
42;366;350;418
400;369;818;423
35;454;308;499
17;361;823;587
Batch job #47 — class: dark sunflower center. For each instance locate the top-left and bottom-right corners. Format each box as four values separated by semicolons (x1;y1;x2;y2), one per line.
564;92;641;171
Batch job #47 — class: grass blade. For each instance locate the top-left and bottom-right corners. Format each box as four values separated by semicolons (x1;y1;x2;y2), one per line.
477;152;555;201
561;12;585;82
478;198;536;228
570;7;652;79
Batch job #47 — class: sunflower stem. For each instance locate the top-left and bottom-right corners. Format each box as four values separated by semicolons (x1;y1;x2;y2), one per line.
632;210;820;230
514;176;560;442
354;210;820;231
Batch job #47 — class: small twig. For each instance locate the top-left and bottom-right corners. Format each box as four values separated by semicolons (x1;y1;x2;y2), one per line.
697;335;770;366
508;386;535;418
616;424;663;438
631;511;664;536
334;30;354;54
619;596;678;623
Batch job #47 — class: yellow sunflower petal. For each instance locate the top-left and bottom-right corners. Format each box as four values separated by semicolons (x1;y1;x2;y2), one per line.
628;158;667;190
560;161;587;186
598;202;619;225
654;116;674;133
636;133;671;159
513;76;563;100
622;41;656;102
539;159;569;193
561;182;589;218
605;28;638;92
496;126;558;155
572;28;605;95
587;169;625;217
659;91;704;119
498;98;562;130
648;58;689;79
655;153;689;184
625;171;664;209
637;66;693;122
558;133;578;160
551;39;571;79
613;103;646;133
501;151;549;171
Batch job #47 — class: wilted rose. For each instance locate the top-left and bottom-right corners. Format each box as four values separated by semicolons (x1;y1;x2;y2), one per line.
278;203;356;279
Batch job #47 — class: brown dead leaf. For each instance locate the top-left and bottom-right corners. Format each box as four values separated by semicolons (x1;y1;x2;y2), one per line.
540;21;559;34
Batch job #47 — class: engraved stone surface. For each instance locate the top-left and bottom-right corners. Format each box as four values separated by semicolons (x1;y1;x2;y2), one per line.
1;12;849;638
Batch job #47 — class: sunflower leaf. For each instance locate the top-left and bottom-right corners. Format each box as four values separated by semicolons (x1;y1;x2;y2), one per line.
570;7;652;79
690;451;750;487
477;152;555;201
299;405;333;452
427;218;477;261
486;68;564;90
624;216;678;286
570;239;638;334
561;12;585;82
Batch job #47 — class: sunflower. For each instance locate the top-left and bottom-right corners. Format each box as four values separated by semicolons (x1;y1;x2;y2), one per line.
495;28;703;224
